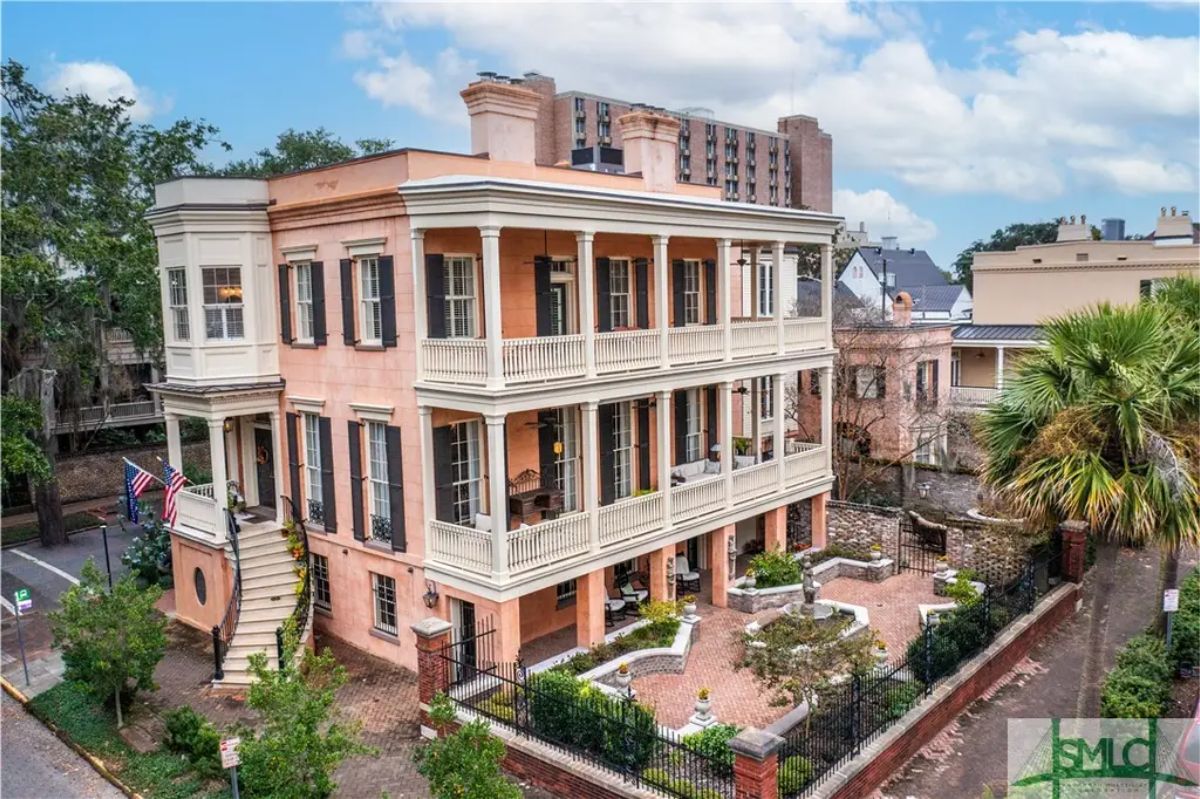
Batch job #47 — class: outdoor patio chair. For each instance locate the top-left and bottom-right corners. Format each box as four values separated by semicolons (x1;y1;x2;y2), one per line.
620;582;648;611
605;597;627;627
674;555;701;593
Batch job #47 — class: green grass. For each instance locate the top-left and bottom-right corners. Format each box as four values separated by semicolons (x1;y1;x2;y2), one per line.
27;680;228;799
2;512;102;547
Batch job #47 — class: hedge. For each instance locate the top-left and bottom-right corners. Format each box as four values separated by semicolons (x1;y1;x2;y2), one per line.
1170;568;1200;673
1100;634;1172;718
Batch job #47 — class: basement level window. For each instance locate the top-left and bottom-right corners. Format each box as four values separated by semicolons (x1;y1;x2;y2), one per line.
1032;258;1042;264
1076;253;1089;262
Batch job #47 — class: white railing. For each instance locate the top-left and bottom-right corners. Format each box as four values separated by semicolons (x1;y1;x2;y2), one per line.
176;489;217;537
784;446;825;486
503;335;587;384
427;520;493;575
507;513;590;573
422;339;487;385
185;482;216;499
599;492;663;547
783;318;825;351
733;461;778;502
951;386;1000;406
668;326;724;365
595;329;661;374
671;476;725;525
730;320;777;358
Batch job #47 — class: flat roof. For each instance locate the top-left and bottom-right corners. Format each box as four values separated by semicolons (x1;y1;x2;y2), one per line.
554;89;786;139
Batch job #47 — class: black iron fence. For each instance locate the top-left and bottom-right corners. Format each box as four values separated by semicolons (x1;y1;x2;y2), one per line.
277;495;312;670
894;512;946;574
438;630;736;799
778;549;1062;797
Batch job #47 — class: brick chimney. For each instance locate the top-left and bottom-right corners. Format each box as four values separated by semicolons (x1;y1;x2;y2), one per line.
460;77;541;164
1055;214;1090;242
892;291;913;327
617;109;680;193
1154;206;1195;247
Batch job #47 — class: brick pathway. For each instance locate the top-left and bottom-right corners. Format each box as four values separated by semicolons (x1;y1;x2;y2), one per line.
819;571;944;656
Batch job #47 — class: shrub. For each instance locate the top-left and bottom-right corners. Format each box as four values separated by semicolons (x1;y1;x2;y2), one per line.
476;689;517;723
1101;633;1172;718
748;548;804;589
943;572;981;606
121;512;173;589
806;544;871;565
885;681;924;721
778;755;814;795
1170;569;1200;672
641;768;723;799
553;616;681;676
164;706;221;777
416;694;521;799
681;723;740;775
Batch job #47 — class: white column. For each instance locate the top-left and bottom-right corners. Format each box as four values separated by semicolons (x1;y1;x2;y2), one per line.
485;413;509;576
773;241;786;353
717;239;732;361
418;406;436;531
750;380;762;460
996;346;1006;389
580;401;600;551
720;381;734;505
654;235;670;368
269;409;284;523
773;372;786;482
656;389;672;527
207;418;228;543
411;229;427;380
480;226;504;389
820;366;833;474
749;247;758;319
576;232;596;377
820;243;833;347
165;412;182;470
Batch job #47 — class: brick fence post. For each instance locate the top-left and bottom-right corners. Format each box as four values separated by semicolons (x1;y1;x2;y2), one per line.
1059;520;1088;583
412;616;454;734
729;728;784;799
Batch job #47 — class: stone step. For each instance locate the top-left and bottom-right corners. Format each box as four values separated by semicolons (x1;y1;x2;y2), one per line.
237;603;293;624
241;559;296;581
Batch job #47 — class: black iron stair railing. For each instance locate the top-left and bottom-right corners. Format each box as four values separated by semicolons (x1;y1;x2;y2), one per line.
211;509;242;681
277;495;312;671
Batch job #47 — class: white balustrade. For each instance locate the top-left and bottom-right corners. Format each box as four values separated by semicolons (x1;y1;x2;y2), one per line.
595;329;661;374
667;326;725;365
503;335;587;384
784;446;826;486
730;320;777;358
427;520;493;575
783;318;825;351
175;488;217;538
951;386;1000;406
507;513;590;573
422;339;487;385
670;476;725;524
185;482;216;498
599;492;663;547
732;461;778;502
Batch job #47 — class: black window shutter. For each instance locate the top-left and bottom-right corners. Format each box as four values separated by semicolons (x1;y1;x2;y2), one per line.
379;255;397;347
339;259;356;345
347;420;365;540
426;254;447;339
385;425;405;551
637;400;650;490
931;361;939;402
672;259;686;327
432;426;454;522
915;362;926;400
318;416;337;532
534;256;553;336
673;391;688;465
595;257;612;333
706;387;718;455
278;264;293;344
635;258;649;329
286;412;301;508
311;261;327;345
876;366;887;399
598;404;616;505
537;411;557;475
704;259;717;324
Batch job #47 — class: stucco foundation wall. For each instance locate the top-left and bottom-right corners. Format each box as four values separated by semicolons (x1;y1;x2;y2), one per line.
52;441;210;505
170;533;232;632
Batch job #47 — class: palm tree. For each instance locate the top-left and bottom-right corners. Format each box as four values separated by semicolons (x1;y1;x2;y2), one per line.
977;277;1200;569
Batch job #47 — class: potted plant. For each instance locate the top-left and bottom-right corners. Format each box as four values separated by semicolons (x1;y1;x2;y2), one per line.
744;568;757;590
682;595;697;617
874;638;889;666
615;662;632;691
935;557;950;575
870;544;882;562
695;687;712;718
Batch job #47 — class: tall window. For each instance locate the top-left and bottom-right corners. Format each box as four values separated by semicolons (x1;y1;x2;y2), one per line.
445;256;477;338
451;421;482;526
366;422;390;541
556;579;577;606
312;553;331;611
201;267;244;340
760;376;774;420
855;365;884;399
294;262;314;342
609;259;631;329
683;260;701;325
612;401;633;500
303;413;324;524
950;354;961;387
167;268;189;342
912;428;942;466
371;572;397;635
554;409;579;511
358;256;382;343
685;389;702;463
915;360;939;403
758;259;774;316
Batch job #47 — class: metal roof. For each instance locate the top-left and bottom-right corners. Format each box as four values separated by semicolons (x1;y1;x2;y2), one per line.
857;246;947;289
906;284;967;313
952;324;1045;342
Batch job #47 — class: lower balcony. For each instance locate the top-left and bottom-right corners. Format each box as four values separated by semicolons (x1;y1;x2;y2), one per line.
950;385;1000;408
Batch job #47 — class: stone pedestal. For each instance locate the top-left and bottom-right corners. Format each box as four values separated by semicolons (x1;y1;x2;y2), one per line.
730;728;784;799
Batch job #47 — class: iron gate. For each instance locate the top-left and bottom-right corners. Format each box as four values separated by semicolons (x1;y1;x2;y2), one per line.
895;513;946;574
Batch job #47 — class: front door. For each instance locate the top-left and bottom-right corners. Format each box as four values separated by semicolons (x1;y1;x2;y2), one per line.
451;599;478;682
549;284;569;336
253;427;276;510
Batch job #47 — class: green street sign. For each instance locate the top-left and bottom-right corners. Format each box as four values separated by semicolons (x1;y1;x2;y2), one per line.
14;588;31;614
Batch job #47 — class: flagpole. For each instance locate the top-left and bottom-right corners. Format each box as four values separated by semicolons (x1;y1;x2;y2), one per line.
154;455;193;485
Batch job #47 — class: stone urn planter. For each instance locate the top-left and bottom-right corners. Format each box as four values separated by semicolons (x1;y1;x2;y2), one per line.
682;596;698;617
874;644;889;667
744;570;757;591
870;546;882;562
935;558;950;576
694;688;712;720
615;663;632;693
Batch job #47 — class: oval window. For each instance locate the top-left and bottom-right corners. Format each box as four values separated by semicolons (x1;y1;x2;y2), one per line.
194;567;207;606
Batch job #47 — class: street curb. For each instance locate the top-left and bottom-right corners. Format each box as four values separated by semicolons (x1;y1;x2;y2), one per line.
1;676;144;799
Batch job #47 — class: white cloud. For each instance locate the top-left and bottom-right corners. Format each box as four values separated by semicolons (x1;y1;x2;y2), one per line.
1068;156;1198;194
833;189;938;246
353;47;476;125
45;61;165;121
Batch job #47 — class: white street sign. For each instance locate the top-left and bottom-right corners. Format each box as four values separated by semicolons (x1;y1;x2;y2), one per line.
1164;589;1180;613
220;737;241;769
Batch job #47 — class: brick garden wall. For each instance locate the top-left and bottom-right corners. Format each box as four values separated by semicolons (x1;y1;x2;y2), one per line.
54;441;211;504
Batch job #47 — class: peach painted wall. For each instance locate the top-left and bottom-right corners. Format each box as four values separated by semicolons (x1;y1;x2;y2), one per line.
170;535;232;632
519;585;576;643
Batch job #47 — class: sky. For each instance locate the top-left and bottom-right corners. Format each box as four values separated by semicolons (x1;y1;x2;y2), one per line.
4;1;1198;267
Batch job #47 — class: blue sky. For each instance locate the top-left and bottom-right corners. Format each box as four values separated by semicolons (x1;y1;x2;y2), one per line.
4;1;1198;266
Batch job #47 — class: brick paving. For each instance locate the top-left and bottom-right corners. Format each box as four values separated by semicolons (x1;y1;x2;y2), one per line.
818;570;944;656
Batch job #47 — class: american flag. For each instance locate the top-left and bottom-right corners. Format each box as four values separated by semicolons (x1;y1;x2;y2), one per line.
163;462;187;526
123;459;155;523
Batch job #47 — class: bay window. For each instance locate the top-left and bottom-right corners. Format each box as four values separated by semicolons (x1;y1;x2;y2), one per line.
202;266;244;340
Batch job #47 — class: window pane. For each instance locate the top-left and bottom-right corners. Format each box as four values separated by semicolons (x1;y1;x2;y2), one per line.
372;573;397;634
367;422;389;539
304;413;323;523
452;421;481;525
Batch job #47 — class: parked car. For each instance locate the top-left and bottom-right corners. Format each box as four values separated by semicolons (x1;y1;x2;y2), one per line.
1175;699;1200;798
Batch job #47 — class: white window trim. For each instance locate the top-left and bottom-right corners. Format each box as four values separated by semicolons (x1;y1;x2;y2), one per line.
371;572;398;635
443;253;479;339
451;420;483;526
608;257;632;330
303;412;323;518
683;259;702;326
684;389;702;464
293;261;315;343
349;402;395;424
201;266;245;341
312;553;331;611
612;401;633;500
281;244;318;261
341;237;386;259
358;255;383;345
166;267;190;343
287;396;326;415
365;421;390;541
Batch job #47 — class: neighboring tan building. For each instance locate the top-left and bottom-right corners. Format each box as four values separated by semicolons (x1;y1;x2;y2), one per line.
951;209;1200;409
146;75;840;685
519;71;833;212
